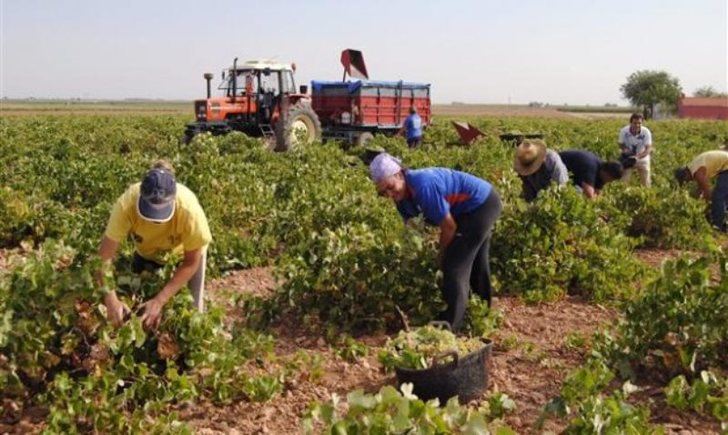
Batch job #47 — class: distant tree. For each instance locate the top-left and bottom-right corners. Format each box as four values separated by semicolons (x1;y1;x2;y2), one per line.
620;70;682;119
694;86;728;98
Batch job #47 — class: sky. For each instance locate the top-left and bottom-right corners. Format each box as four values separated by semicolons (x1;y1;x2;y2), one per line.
1;0;727;105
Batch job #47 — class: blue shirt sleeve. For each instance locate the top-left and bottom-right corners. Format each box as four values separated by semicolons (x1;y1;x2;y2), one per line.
416;184;450;225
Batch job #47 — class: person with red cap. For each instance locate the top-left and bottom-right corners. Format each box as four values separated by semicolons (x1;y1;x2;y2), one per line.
97;160;212;329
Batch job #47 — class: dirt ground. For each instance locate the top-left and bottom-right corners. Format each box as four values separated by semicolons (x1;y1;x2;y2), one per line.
2;249;722;434
0;250;9;272
186;251;721;434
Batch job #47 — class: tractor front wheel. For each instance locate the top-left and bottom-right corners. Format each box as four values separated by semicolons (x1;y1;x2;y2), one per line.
274;102;322;152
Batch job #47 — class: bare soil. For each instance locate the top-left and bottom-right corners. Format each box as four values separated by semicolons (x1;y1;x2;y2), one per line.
0;249;9;272
190;264;722;433
3;256;723;434
633;247;700;269
489;296;616;432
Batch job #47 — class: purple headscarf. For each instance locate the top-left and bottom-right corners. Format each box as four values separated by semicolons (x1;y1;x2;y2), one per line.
369;153;403;183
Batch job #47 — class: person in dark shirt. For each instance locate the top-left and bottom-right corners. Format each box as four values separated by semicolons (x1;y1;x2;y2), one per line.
559;150;624;199
369;153;502;330
513;139;568;202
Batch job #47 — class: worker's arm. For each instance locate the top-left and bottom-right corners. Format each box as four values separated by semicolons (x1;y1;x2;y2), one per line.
636;143;652;159
581;183;598;199
637;129;653;159
140;248;203;330
97;236;129;328
398;116;410;136
437;213;458;267
693;167;711;201
521;177;537;202
618;129;629;153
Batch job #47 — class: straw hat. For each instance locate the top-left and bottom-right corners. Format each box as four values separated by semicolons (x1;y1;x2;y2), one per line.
513;139;548;176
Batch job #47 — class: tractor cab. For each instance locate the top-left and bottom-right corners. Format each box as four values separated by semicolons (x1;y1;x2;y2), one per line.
185;58;321;151
219;61;300;122
221;62;298;97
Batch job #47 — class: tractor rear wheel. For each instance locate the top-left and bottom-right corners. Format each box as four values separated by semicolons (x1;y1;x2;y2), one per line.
274;102;322;152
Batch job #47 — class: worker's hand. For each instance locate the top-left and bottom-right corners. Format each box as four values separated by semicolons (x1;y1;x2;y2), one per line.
140;297;164;330
702;190;712;202
105;294;130;328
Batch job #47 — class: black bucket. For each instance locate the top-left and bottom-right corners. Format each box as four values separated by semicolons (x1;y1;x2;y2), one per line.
394;339;493;404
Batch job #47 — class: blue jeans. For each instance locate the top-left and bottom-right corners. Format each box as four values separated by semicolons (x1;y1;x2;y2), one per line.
711;171;728;231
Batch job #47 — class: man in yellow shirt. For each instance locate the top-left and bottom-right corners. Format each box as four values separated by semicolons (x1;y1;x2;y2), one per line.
675;150;728;231
98;161;212;329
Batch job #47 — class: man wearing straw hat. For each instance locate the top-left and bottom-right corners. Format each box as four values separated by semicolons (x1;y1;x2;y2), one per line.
513;138;568;202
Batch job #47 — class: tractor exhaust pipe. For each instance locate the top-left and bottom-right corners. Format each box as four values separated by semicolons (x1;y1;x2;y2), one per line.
203;73;213;99
232;57;238;103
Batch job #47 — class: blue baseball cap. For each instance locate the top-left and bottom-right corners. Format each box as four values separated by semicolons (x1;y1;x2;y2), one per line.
137;168;177;222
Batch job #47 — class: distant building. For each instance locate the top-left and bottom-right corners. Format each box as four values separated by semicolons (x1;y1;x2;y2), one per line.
677;96;728;120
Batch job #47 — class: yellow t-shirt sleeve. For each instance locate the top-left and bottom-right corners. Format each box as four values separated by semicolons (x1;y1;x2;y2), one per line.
181;202;212;252
688;155;706;176
104;196;132;242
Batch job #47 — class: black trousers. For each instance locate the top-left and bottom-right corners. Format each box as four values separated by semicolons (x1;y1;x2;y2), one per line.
407;137;422;148
440;189;502;331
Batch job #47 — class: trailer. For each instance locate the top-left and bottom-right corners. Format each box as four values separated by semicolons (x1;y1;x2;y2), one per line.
311;80;431;146
184;49;431;150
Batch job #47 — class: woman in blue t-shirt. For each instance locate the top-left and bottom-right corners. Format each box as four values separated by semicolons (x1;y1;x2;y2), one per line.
369;153;502;331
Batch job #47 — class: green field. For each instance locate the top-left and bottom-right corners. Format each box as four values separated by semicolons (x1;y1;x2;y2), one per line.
1;110;726;433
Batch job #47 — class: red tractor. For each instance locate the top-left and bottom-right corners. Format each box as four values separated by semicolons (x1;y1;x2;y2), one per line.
185;50;431;150
184;58;321;151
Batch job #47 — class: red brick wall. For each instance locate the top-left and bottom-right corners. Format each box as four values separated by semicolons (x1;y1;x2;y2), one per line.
678;105;728;120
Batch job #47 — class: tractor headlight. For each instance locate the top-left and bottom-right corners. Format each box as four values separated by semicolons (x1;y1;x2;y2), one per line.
341;111;351;124
196;104;207;121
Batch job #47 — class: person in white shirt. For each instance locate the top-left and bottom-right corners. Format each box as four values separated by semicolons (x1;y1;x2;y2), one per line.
618;113;653;187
